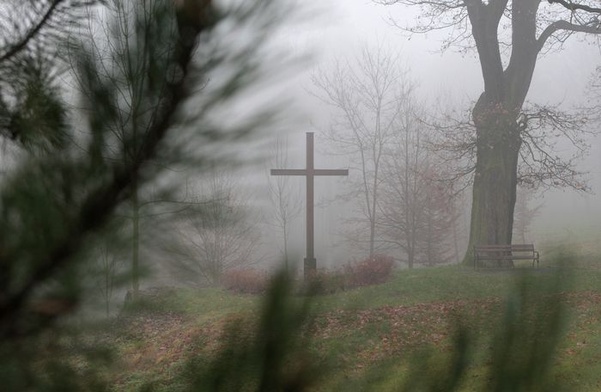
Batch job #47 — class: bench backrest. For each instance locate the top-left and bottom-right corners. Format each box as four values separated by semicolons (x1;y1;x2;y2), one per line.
474;244;534;252
507;244;535;252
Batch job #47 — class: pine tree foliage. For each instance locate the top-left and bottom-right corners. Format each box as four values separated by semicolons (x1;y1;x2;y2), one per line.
0;0;97;152
0;0;286;389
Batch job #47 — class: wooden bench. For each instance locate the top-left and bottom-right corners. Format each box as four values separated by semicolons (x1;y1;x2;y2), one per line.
473;244;540;269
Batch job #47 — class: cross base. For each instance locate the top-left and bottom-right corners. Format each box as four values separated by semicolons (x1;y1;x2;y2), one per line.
304;257;316;279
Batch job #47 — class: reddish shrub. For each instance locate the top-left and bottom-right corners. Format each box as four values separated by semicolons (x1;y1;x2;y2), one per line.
222;256;394;296
302;254;395;294
302;269;347;295
222;268;269;295
345;254;394;288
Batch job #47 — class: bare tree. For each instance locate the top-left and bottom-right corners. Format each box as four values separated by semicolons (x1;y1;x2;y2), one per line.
418;167;460;266
311;46;413;257
268;137;301;269
171;168;261;284
92;243;123;318
378;108;458;268
378;0;601;265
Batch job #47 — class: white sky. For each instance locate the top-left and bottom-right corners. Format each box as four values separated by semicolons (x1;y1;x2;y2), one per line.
290;1;600;107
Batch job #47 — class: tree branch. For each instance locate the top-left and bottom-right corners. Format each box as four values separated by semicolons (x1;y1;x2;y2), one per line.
0;0;207;337
0;0;94;64
538;19;601;51
548;0;601;14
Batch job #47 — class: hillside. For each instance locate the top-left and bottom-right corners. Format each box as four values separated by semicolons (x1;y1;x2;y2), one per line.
98;259;601;391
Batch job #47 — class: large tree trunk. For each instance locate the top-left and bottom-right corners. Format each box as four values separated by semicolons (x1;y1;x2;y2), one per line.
463;102;522;267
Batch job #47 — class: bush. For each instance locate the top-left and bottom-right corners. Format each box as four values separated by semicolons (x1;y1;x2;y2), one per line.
345;254;395;288
303;255;395;295
222;268;270;295
302;269;348;295
223;256;395;296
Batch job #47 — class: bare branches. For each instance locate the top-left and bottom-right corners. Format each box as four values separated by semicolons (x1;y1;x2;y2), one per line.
268;137;301;266
172;168;261;283
378;0;474;52
538;19;601;51
518;104;592;191
377;112;459;266
380;0;601;56
311;45;413;256
427;101;592;192
548;0;601;14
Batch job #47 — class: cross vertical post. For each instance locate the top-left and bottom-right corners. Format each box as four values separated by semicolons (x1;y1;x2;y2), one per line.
305;132;315;274
270;132;348;278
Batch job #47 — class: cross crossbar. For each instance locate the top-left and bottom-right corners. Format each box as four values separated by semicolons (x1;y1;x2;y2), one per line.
271;169;349;176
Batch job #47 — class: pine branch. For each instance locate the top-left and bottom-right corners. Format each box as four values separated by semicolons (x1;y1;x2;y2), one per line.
0;0;209;338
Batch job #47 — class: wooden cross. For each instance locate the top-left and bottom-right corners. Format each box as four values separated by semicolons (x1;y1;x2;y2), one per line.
271;132;349;278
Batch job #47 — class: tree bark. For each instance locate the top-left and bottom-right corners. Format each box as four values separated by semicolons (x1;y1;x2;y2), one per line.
463;100;522;267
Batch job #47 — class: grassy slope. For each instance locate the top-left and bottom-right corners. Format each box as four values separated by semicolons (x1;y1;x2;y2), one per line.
109;261;601;391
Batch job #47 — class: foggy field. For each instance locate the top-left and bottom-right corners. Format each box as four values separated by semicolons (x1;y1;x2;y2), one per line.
106;252;601;391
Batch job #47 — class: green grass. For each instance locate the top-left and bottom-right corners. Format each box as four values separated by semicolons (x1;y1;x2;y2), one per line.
162;287;260;322
312;263;601;311
104;254;601;391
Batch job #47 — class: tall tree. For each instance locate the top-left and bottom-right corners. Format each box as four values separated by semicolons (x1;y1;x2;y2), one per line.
168;168;261;284
378;108;457;267
379;0;601;265
311;46;413;257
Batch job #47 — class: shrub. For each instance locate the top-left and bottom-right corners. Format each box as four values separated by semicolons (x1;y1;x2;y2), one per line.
223;255;395;296
302;269;348;295
222;268;269;295
302;255;395;294
345;254;394;288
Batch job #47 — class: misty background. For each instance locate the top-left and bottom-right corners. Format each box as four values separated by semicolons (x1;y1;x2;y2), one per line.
116;0;601;288
232;0;601;272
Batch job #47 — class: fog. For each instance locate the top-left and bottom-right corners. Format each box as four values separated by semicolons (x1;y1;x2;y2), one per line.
4;1;601;389
133;0;601;282
234;0;598;271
